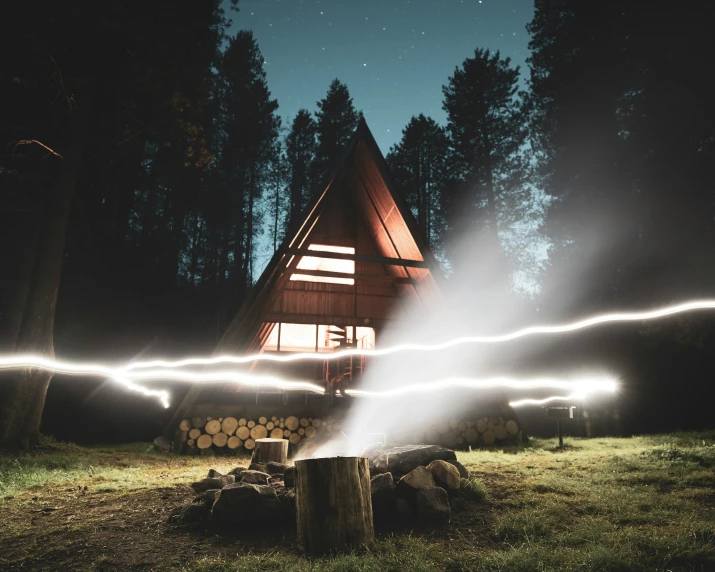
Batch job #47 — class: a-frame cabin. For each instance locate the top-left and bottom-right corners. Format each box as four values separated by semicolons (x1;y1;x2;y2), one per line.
166;119;443;432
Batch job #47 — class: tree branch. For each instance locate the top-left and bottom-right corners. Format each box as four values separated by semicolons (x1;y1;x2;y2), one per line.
12;140;64;159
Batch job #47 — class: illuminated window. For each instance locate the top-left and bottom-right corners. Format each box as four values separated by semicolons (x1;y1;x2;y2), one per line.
263;323;375;353
291;244;355;285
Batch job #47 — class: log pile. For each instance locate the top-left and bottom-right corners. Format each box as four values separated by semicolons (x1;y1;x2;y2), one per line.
173;414;340;455
392;415;521;448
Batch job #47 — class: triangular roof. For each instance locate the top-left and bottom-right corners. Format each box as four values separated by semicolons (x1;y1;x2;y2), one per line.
219;118;441;353
166;119;442;430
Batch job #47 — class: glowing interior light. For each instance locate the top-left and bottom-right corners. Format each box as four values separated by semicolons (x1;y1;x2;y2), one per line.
291;244;355;285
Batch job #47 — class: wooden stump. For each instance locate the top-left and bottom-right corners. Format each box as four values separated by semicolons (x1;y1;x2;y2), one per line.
251;438;288;465
295;457;374;554
179;419;192;432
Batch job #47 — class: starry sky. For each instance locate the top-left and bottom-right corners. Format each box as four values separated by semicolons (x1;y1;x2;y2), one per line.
230;0;535;154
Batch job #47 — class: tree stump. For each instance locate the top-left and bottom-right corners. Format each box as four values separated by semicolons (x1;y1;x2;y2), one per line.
295;457;374;554
251;438;289;465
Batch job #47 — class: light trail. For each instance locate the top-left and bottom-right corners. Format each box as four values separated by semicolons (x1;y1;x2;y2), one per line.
509;394;587;408
344;376;617;398
0;352;617;407
0;355;171;408
126;368;326;394
1;298;710;409
110;298;715;371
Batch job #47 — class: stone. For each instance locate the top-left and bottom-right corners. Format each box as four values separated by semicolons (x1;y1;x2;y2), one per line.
207;468;224;479
277;488;296;516
153;436;172;453
167;503;209;526
369;444;457;476
248;462;268;473
229;467;246;477
415;486;450;525
370;472;396;516
266;462;290;476
210;484;282;525
190;475;235;493
395;466;435;500
193;489;220;508
447;460;469;479
240;470;270;485
283;466;296;488
427;460;461;492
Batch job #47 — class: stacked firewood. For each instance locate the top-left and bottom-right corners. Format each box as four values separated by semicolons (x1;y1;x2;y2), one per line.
392;416;521;449
174;415;340;454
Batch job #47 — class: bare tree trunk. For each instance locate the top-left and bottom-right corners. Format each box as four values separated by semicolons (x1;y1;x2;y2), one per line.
0;84;92;449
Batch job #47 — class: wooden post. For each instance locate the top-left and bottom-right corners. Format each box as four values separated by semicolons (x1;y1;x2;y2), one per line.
251;438;289;465
296;457;374;554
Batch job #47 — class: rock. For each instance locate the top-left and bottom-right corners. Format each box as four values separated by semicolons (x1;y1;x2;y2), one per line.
369;444;457;476
168;503;209;526
362;442;385;458
427;460;461;493
395;466;435;500
415;486;450;525
248;463;268;474
266;462;290;475
229;467;246;477
277;488;296;516
210;484;282;525
370;472;396;516
447;460;469;479
283;466;296;488
207;468;224;479
240;470;270;485
153;436;172;453
193;489;220;508
395;498;414;518
190;475;236;493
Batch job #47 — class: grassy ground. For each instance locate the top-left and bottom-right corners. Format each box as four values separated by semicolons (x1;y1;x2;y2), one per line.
1;433;714;571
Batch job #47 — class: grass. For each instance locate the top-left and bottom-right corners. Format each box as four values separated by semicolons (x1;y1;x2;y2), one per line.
1;432;714;570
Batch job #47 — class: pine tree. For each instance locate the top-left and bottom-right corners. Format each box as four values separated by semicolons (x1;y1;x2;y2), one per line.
312;79;362;188
218;30;279;291
386;114;449;249
285;109;317;228
442;49;531;282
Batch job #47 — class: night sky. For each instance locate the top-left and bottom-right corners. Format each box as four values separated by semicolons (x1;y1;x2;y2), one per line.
231;0;534;154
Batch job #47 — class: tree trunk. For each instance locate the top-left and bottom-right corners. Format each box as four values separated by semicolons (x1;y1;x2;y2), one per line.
251;438;288;465
295;456;374;554
0;83;93;449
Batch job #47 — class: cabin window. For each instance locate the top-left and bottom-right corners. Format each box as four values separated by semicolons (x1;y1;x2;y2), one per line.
263;323;375;352
291;244;355;285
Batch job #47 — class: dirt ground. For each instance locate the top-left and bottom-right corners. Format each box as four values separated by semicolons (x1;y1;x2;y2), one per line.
2;435;714;571
0;455;500;571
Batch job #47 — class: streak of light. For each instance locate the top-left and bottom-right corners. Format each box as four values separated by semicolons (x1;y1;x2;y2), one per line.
344;377;618;398
126;368;327;394
109;299;715;371
509;394;587;408
0;355;171;408
0;352;617;408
